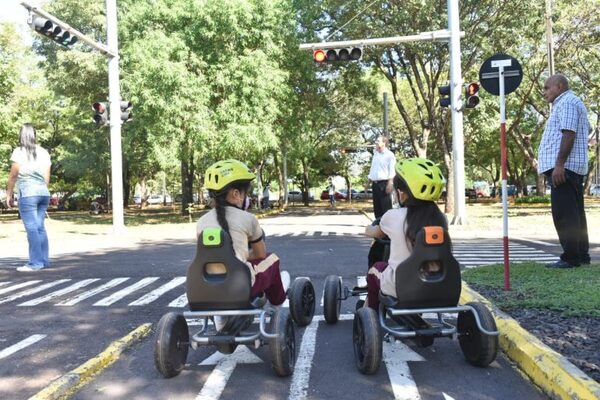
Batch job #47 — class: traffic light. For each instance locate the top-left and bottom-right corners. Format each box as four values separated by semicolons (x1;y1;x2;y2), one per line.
92;102;108;126
465;82;480;108
30;16;77;47
313;47;362;63
120;101;133;123
438;85;451;108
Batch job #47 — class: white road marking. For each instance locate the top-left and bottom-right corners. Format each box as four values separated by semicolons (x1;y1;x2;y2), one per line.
320;231;329;237
513;237;555;246
18;279;100;306
196;346;263;400
56;278;130;306
306;231;315;236
0;335;46;360
443;393;457;400
93;277;159;306
292;231;303;237
383;340;425;400
356;276;367;300
0;282;11;288
168;293;188;308
128;277;186;306
0;280;41;296
288;319;319;400
0;280;71;304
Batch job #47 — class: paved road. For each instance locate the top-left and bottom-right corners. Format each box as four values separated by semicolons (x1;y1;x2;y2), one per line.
0;210;550;399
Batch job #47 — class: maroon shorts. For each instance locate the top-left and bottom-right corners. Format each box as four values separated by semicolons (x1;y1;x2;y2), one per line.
248;253;286;305
366;261;389;310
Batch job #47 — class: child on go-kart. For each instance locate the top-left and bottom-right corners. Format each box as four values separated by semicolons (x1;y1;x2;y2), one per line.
197;160;289;329
363;158;447;311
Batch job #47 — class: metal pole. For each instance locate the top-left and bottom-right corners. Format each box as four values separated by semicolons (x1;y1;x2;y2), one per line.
448;0;467;225
545;0;555;76
383;92;389;137
499;66;510;291
106;0;125;233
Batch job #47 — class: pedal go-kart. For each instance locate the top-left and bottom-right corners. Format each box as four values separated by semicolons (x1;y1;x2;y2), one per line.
322;225;499;374
154;227;316;378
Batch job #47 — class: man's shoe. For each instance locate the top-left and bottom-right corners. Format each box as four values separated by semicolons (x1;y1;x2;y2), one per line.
544;260;579;269
17;265;43;272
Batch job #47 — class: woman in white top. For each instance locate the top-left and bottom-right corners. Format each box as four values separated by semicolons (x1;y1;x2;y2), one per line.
6;124;52;272
364;158;447;310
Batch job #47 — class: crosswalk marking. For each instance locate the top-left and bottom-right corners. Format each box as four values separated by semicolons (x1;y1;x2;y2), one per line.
320;231;329;237
93;277;159;306
0;280;71;305
129;277;186;306
0;280;42;296
18;279;100;306
168;293;188;308
0;282;11;289
0;334;46;360
56;278;130;306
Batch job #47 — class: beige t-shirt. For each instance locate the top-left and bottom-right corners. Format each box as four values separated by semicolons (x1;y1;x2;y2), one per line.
196;206;263;263
378;207;412;296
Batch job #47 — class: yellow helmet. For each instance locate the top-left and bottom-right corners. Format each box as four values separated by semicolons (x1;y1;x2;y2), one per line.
396;158;445;201
205;159;255;192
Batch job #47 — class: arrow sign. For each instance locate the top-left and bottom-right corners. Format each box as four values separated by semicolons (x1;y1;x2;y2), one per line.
383;340;426;400
196;346;263;400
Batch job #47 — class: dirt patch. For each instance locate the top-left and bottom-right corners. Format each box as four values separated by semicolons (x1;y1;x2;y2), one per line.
473;285;600;383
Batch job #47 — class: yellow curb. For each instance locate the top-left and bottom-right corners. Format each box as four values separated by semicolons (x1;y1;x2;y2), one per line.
460;283;600;400
29;323;152;400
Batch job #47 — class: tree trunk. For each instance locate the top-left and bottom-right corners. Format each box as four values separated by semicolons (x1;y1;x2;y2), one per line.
181;157;194;216
301;159;310;206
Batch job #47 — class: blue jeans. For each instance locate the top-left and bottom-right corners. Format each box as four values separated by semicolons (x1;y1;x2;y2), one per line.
18;196;50;268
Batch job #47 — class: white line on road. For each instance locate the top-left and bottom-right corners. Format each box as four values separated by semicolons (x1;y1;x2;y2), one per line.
56;278;130;306
512;237;556;246
0;282;11;288
0;280;42;296
383;340;425;400
18;279;100;306
0;334;46;360
320;231;329;236
168;293;188;308
288;319;319;400
129;277;186;306
0;280;71;305
93;277;159;306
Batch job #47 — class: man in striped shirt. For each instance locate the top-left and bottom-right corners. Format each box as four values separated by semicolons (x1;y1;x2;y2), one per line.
537;74;591;268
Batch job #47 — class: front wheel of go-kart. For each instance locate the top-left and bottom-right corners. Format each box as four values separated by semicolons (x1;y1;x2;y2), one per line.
288;277;315;327
269;307;296;377
353;307;382;375
323;275;342;324
458;302;498;367
154;312;189;378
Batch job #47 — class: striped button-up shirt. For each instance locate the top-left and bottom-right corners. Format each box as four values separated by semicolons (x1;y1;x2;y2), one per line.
538;90;590;175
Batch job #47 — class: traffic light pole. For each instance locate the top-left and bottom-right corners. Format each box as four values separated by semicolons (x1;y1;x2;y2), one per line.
21;1;126;234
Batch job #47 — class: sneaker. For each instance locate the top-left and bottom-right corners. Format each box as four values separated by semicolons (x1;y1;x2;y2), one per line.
544;260;579;269
17;265;43;272
281;271;291;293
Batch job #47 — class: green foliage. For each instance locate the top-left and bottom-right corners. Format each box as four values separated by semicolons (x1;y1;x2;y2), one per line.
463;262;600;317
514;195;551;204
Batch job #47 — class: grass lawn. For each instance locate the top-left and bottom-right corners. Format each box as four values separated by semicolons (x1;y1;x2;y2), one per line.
462;262;600;317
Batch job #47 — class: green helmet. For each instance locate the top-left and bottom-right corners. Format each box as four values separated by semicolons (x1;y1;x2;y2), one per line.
205;159;255;192
396;158;446;201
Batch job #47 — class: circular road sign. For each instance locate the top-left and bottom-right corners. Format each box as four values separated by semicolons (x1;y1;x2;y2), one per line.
479;53;523;96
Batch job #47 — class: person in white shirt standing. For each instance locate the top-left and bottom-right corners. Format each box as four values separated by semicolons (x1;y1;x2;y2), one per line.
368;135;396;218
6;123;52;272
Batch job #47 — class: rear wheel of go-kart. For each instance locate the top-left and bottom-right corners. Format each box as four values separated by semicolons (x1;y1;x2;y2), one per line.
353;307;382;375
458;302;498;367
269;307;296;377
323;275;342;324
154;312;189;378
288;277;315;327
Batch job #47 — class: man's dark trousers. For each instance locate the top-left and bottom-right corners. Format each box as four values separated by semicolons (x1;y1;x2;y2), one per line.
372;180;392;219
547;169;590;265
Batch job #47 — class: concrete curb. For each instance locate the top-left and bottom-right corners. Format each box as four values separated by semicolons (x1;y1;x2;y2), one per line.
29;323;152;400
460;283;600;400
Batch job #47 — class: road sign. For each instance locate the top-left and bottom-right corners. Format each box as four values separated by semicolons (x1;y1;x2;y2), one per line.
479;53;523;95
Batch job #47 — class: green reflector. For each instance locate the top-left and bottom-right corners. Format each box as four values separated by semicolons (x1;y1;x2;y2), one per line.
202;228;222;246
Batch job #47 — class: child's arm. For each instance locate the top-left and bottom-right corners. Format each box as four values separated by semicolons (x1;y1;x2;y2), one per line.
365;224;386;238
249;240;267;260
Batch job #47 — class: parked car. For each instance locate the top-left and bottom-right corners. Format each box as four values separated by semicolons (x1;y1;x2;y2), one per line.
355;189;373;200
339;189;359;199
320;189;347;201
465;188;477;199
147;194;172;205
288;190;314;202
590;185;600;197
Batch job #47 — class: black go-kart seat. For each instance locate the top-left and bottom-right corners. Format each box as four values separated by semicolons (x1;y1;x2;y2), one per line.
379;226;461;309
187;228;255;311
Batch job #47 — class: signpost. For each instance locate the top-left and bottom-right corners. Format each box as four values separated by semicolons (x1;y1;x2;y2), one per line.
479;53;523;290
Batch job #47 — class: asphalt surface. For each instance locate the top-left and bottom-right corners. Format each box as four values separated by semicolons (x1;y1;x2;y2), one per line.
0;210;552;399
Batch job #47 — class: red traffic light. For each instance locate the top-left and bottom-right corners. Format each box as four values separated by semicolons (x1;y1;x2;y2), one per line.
466;82;480;96
313;49;327;63
93;102;106;113
465;82;480;109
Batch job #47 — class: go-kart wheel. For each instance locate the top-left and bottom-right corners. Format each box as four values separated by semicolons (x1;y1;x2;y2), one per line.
154;312;189;378
355;299;365;311
457;302;498;367
323;275;342;324
288;277;315;327
353;307;381;375
269;307;296;377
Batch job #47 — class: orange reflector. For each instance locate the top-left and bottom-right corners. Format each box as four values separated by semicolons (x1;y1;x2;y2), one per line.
313;49;327;63
424;226;444;245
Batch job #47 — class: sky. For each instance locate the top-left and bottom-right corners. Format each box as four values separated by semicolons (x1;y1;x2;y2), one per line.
0;0;46;43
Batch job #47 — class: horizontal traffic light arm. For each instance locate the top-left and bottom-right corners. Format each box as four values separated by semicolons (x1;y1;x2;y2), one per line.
299;29;464;50
20;1;115;57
